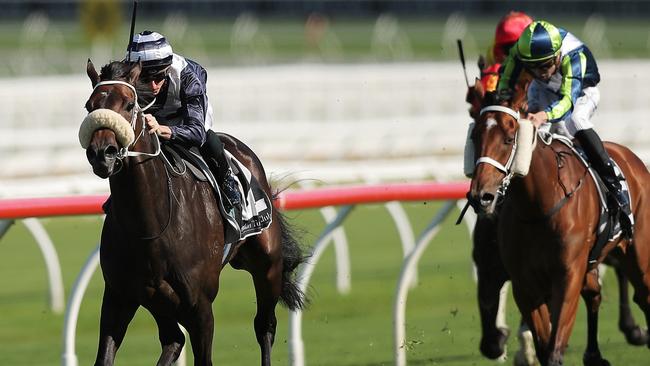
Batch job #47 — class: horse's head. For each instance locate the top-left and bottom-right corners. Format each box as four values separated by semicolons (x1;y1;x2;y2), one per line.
81;59;145;178
468;91;535;215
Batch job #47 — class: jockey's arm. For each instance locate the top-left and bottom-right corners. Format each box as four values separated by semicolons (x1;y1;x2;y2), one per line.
544;52;585;123
169;76;208;147
496;50;523;101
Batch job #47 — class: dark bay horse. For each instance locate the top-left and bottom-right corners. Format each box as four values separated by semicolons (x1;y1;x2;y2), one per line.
81;59;306;366
465;80;648;364
467;78;650;365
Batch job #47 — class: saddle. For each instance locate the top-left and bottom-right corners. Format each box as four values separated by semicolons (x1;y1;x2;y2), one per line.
541;132;633;264
161;143;273;262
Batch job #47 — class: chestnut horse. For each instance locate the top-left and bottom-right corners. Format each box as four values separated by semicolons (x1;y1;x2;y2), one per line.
81;60;307;366
465;80;648;364
467;79;650;365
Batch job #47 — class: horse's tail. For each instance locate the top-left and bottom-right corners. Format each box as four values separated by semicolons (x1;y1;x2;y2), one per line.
275;206;310;311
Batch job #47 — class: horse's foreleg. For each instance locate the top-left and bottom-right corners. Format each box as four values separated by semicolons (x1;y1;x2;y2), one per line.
512;284;549;366
184;297;215;366
152;313;185;366
475;267;510;359
612;260;650;345
94;286;139;366
581;268;610;366
513;321;538;366
472;219;510;359
546;269;584;366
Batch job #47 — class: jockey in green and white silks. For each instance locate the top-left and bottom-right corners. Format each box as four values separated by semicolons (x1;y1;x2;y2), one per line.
498;20;600;126
497;20;633;237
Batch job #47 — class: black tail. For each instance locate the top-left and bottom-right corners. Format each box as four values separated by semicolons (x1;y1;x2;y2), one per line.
274;203;309;311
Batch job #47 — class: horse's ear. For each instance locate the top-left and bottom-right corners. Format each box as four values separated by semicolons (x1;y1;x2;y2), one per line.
511;70;532;111
473;77;486;99
86;59;100;88
477;55;486;72
127;61;142;86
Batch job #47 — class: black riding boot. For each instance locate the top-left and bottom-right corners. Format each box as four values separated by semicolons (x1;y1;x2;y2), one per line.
575;129;633;236
200;130;242;209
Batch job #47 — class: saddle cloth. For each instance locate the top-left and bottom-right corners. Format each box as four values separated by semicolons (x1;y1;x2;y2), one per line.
542;132;633;263
161;144;273;258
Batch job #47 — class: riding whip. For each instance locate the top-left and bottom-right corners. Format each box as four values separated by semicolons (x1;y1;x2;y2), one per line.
456;39;470;88
127;0;138;62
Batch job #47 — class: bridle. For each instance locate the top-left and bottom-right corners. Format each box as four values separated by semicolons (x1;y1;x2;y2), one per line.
91;80;160;160
91;79;176;240
475;105;521;198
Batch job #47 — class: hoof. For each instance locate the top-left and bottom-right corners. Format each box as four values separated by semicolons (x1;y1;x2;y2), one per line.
480;327;510;359
621;325;649;346
514;352;540;366
583;351;611;366
514;329;539;366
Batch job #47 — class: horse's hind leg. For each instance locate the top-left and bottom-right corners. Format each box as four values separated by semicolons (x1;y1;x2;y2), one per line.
95;286;139;366
620;203;650;349
612;260;649;345
152;313;185;366
241;233;283;366
581;268;610;366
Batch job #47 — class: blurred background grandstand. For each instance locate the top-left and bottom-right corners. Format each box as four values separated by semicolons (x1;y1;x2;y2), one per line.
4;2;650;366
2;0;650;196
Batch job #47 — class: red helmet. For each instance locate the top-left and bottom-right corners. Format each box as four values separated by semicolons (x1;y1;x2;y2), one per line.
493;11;533;62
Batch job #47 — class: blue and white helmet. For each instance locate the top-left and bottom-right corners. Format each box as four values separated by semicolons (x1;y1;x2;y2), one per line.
125;31;173;70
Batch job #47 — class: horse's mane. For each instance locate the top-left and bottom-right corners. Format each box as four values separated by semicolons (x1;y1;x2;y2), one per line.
98;61;154;104
483;91;499;107
99;61;131;82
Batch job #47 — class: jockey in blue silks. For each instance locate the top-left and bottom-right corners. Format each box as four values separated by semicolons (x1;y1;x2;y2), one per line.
497;20;632;237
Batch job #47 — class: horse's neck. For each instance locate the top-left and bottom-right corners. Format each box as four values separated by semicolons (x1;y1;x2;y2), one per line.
510;144;560;213
109;151;170;234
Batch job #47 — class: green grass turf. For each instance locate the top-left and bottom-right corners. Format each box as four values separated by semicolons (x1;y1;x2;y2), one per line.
0;201;648;364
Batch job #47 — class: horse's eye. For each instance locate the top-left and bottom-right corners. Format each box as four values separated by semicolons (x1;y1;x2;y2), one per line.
505;136;515;145
126;102;135;112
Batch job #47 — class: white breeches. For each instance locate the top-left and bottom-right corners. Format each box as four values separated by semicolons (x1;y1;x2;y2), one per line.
528;82;600;137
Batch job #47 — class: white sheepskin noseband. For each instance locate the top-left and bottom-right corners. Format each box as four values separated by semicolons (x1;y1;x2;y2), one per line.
511;118;536;177
79;108;135;149
463;122;475;178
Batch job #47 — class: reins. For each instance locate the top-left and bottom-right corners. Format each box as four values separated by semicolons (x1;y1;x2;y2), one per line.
475;105;522;198
92;79;180;240
92;80;159;161
457;105;521;223
459;104;588;222
137;167;175;241
541;143;588;219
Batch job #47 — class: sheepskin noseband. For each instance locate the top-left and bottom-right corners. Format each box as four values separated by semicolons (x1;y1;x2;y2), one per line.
79;108;135;149
463;122;475;178
511;118;536;177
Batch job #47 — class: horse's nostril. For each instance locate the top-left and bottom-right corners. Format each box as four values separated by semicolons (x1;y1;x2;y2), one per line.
104;145;118;158
480;192;495;206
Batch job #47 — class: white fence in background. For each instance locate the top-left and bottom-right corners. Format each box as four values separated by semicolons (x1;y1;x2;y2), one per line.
2;61;650;197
